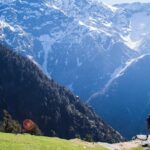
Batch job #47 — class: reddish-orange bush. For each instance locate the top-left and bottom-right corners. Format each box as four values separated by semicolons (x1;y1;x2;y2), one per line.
23;119;35;131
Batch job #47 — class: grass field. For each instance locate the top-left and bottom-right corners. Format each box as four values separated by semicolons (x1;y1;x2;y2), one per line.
0;132;144;150
0;132;108;150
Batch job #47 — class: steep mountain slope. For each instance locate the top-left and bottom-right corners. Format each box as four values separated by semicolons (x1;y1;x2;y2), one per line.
1;0;150;139
91;54;150;139
0;44;124;143
0;0;137;101
88;2;150;101
87;2;150;139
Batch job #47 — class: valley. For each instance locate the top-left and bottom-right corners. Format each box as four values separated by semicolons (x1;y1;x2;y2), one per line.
1;0;150;142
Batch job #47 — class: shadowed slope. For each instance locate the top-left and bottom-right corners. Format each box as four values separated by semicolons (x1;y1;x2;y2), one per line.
0;44;124;143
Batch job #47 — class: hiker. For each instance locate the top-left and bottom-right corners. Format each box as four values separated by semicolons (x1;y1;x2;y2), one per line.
146;114;150;139
132;115;150;141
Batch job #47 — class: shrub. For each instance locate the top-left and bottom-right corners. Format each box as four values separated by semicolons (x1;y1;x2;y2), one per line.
23;119;42;136
84;134;93;142
1;110;21;133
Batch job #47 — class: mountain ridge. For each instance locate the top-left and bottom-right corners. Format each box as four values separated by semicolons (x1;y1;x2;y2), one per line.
0;44;124;143
0;0;138;101
91;54;150;138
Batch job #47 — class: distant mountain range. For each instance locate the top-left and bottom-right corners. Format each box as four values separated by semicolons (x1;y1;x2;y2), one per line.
1;0;150;138
0;0;138;100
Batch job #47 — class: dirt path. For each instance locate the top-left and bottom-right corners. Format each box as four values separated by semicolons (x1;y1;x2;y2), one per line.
99;140;141;150
98;135;150;150
71;135;150;150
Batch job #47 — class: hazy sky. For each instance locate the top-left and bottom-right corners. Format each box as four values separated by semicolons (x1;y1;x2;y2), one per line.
102;0;150;4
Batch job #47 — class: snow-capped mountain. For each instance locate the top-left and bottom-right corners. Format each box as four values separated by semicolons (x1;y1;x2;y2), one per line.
1;0;150;138
0;0;137;100
86;2;150;102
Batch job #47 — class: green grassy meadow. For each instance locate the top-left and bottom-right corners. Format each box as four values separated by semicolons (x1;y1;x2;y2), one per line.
0;132;107;150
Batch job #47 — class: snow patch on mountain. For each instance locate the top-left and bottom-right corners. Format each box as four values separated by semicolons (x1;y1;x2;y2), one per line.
78;21;98;31
39;34;54;75
0;20;15;32
27;55;40;67
121;35;141;50
88;53;150;103
102;2;118;13
45;2;66;15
